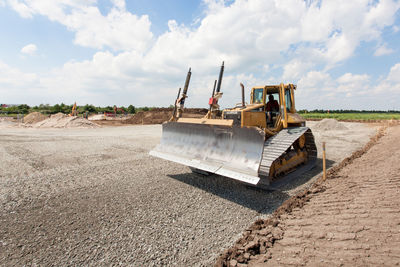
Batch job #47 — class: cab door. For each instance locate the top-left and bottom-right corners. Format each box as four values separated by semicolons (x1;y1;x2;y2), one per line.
279;83;288;128
242;87;267;128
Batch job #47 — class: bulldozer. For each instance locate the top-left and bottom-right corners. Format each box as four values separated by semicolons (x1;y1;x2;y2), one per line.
150;63;317;188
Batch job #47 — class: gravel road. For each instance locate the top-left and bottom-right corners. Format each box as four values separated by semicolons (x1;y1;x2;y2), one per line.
0;123;375;266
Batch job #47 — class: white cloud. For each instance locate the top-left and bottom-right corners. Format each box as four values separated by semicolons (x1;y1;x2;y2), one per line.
7;0;153;52
20;43;37;55
2;0;400;110
298;71;333;94
7;0;33;18
0;61;38;86
386;63;400;83
7;0;400;66
337;73;370;84
374;44;394;56
295;64;400;110
282;60;314;80
0;60;44;104
336;73;370;96
111;0;125;10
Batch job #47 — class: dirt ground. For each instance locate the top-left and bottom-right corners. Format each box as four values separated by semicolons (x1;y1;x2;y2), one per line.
216;125;400;266
91;108;208;127
0;122;376;266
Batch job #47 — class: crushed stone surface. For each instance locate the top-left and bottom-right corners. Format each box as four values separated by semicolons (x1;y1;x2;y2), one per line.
0;123;376;266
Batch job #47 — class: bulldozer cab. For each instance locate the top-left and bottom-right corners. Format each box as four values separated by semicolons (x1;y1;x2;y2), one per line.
246;84;296;129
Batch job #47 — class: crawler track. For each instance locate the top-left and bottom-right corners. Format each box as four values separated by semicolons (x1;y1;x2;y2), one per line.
258;127;317;187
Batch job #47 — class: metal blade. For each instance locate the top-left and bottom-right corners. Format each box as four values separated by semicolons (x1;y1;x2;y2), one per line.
150;122;265;185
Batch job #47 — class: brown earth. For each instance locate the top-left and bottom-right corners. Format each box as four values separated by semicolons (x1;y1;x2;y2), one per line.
23;112;48;124
122;108;208;125
91;108;208;126
216;124;400;266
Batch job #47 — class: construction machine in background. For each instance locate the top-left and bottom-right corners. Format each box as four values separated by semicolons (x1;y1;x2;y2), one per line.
150;63;317;188
69;102;78;116
114;106;126;116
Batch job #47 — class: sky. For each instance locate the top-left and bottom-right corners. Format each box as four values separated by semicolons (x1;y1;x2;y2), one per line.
0;0;400;110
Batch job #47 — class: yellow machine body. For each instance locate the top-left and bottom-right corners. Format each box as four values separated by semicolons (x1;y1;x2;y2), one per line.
150;83;317;187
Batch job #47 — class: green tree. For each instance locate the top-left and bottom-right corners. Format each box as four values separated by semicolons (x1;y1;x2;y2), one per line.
83;104;96;112
127;105;136;114
51;104;62;113
18;104;30;114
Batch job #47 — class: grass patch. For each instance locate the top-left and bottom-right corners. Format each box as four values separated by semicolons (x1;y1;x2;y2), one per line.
300;112;400;121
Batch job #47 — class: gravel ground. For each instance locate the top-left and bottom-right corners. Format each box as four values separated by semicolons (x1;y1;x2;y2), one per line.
0;122;376;266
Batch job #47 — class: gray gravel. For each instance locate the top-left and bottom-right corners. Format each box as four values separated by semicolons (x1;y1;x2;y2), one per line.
0;123;376;266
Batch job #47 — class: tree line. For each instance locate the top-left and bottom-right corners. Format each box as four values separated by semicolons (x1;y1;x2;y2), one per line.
0;104;154;115
1;104;399;115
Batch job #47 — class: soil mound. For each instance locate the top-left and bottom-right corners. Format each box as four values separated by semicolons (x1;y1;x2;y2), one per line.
313;118;348;131
123;108;208;125
23;112;48;124
33;113;99;128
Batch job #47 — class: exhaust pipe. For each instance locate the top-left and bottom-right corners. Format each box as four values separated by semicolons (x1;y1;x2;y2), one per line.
240;83;245;107
216;61;224;93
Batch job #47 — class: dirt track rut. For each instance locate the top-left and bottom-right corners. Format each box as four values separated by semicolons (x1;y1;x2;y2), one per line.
246;125;400;266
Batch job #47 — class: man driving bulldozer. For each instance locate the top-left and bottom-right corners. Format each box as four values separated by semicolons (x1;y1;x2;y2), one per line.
266;94;279;124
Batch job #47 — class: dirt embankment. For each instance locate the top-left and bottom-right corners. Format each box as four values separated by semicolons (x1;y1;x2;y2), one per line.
215;125;388;266
123;108;208;125
23;112;48;124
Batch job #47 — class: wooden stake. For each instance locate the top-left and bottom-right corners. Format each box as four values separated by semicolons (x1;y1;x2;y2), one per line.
322;142;326;181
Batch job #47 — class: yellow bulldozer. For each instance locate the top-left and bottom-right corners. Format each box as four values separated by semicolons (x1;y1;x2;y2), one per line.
150;63;317;188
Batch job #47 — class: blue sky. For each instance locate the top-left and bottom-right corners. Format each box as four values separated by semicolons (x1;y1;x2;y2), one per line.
1;0;400;110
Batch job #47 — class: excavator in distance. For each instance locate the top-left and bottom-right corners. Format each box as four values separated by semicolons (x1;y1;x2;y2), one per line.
150;63;317;188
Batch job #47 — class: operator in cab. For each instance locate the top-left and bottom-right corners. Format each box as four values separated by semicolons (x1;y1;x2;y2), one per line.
266;94;279;125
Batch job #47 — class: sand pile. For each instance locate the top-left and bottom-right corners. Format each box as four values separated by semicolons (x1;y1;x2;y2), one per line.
24;112;48;124
33;113;99;128
313;118;348;131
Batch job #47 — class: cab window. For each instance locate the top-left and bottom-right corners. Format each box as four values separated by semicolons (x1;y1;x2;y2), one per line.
253;88;263;103
285;89;292;111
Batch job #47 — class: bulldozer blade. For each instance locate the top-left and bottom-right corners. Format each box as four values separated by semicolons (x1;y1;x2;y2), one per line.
150;122;265;185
